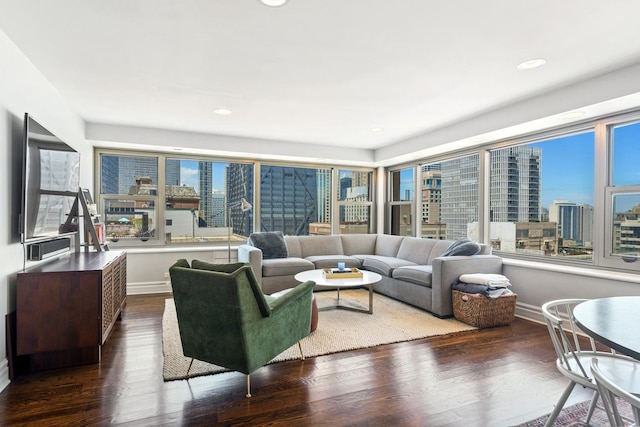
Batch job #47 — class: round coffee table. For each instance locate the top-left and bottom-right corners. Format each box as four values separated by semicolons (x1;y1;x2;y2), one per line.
294;269;382;314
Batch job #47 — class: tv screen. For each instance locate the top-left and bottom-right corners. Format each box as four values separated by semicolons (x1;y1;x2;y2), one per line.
20;113;80;243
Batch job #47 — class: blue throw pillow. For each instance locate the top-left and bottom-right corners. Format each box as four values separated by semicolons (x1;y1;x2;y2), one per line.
248;231;289;259
441;238;481;257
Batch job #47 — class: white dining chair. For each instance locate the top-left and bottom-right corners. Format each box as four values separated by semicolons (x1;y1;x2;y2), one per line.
591;357;640;426
542;299;640;427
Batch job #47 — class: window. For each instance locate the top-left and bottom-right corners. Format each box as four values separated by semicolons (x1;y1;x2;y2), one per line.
164;159;253;244
385;110;640;272
389;167;414;236
605;120;640;264
98;152;253;246
612;121;640;187
97;150;376;245
259;164;326;236
419;164;444;239
418;155;479;240
337;169;373;234
99;154;159;244
489;132;594;259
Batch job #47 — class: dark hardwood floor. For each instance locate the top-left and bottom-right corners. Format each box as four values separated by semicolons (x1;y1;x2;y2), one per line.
0;294;593;426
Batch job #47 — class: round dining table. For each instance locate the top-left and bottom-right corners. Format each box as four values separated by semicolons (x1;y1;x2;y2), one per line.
573;296;640;360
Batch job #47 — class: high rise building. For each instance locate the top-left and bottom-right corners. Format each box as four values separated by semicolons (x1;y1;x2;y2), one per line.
226;163;254;235
165;159;181;186
340;171;370;226
101;155;119;195
489;145;541;223
316;169;332;224
613;205;640;255
258;165;318;235
116;156;157;194
549;200;594;245
210;192;225;227
421;164;441;224
198;161;213;227
440;155;481;239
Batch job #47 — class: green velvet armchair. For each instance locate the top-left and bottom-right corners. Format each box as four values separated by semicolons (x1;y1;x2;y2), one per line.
168;259;315;397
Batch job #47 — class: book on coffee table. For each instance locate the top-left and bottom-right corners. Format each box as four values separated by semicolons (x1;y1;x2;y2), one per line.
322;268;364;279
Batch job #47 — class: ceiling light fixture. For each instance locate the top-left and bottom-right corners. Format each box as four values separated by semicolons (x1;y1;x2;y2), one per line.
560;110;586;120
260;0;288;6
371;127;384;133
517;58;547;70
213;108;232;115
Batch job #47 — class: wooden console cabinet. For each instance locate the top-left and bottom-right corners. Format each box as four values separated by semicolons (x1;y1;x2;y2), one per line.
16;251;126;371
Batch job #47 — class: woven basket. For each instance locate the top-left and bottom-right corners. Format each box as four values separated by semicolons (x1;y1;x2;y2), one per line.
452;290;516;328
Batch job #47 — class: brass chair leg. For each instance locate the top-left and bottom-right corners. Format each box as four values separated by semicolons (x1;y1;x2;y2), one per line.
246;374;251;398
298;341;305;360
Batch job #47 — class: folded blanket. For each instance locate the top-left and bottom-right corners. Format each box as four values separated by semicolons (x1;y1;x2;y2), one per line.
458;273;511;288
452;281;514;299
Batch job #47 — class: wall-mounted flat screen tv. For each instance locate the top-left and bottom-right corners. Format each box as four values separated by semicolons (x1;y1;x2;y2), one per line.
20;113;80;244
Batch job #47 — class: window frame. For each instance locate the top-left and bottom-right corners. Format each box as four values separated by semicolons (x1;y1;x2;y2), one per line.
387;166;416;236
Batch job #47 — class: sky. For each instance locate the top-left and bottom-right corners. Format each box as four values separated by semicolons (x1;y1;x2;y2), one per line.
179;160;226;193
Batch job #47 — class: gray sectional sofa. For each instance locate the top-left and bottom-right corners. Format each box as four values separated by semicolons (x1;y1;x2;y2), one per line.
238;233;503;318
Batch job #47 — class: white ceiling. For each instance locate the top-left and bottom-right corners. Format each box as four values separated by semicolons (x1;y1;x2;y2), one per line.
2;0;640;160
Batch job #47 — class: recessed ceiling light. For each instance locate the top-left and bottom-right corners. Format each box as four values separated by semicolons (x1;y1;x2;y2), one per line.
517;58;547;70
213;108;232;115
560;110;586;120
260;0;288;6
371;127;384;133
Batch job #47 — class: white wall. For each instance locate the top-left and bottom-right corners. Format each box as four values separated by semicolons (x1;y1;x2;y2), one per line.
506;259;640;325
0;29;92;391
125;246;234;295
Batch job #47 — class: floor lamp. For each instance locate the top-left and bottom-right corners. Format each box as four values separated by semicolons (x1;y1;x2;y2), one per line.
228;197;252;262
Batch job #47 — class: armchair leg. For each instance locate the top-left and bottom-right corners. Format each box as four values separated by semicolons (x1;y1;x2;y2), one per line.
299;341;305;360
246;375;251;398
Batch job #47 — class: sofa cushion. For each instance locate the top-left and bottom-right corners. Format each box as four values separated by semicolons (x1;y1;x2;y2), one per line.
392;265;433;287
340;234;377;255
284;235;302;258
374;234;404;257
248;231;288;259
396;237;438;264
441;238;481;257
298;235;344;257
358;255;416;276
262;257;314;277
427;240;456;263
305;255;362;269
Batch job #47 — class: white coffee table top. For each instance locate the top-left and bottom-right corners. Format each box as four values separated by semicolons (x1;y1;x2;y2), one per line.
294;269;382;287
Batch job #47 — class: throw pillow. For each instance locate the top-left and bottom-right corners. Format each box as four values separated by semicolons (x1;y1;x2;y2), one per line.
248;231;288;259
441;238;481;257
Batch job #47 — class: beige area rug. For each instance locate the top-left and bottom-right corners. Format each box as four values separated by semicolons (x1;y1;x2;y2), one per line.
162;290;477;381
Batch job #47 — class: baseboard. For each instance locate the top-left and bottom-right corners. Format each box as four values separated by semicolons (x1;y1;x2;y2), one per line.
0;358;11;393
514;301;544;325
127;281;172;295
